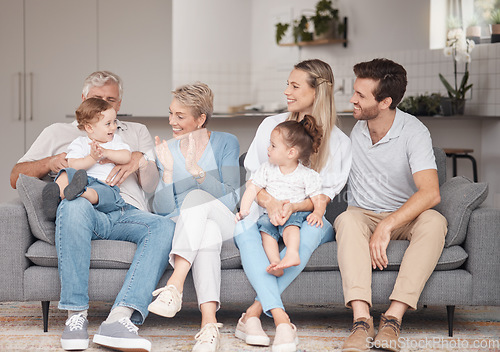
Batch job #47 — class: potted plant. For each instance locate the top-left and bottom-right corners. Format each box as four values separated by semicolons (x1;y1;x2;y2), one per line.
310;0;342;40
465;16;481;44
398;93;442;116
293;15;313;43
275;22;290;44
490;8;500;43
438;27;475;115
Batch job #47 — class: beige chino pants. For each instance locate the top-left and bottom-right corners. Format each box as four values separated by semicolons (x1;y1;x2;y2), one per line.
334;206;447;310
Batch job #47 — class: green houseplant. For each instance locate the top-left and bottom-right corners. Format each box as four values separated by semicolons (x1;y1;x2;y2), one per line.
399;93;443;116
293;15;313;43
275;22;290;44
490;8;500;43
310;0;343;39
438;27;475;115
274;0;343;44
465;16;481;44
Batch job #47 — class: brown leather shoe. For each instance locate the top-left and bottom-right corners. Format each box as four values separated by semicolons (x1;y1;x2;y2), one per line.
342;317;375;352
373;314;402;352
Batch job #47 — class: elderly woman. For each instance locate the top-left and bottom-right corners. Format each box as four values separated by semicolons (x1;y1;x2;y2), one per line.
147;82;240;352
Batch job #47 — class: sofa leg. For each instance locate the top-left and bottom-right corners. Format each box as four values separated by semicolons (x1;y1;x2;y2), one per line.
41;301;50;332
446;305;455;337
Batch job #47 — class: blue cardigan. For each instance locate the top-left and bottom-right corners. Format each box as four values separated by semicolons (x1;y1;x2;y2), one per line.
152;131;240;216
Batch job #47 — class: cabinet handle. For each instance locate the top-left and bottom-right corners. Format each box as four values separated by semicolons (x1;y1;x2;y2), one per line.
30;72;34;121
18;72;22;121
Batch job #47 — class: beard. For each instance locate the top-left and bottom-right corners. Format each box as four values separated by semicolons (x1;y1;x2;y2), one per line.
354;103;380;121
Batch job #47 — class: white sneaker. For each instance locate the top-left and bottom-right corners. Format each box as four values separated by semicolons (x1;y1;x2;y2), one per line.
192;323;223;352
60;313;89;350
148;284;183;318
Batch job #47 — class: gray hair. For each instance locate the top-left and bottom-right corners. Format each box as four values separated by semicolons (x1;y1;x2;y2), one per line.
82;71;123;100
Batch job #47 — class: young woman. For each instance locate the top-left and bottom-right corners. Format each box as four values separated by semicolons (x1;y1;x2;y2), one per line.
147;82;240;352
236;116;324;277
234;59;352;352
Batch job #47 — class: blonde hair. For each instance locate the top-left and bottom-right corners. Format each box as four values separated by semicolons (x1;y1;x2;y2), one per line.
288;59;336;172
172;82;214;127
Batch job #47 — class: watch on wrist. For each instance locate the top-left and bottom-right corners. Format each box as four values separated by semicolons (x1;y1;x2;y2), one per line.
194;169;205;179
142;152;151;162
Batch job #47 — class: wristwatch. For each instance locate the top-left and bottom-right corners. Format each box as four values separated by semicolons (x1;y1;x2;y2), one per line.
141;152;151;162
194;169;206;179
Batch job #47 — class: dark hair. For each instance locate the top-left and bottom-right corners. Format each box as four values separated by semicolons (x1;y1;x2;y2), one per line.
353;58;407;109
75;97;113;131
274;115;323;167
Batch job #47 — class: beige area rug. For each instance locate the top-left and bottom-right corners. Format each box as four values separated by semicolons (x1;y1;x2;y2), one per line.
0;301;499;351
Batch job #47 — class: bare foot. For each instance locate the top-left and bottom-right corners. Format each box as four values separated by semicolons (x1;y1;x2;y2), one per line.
266;263;284;277
275;252;301;270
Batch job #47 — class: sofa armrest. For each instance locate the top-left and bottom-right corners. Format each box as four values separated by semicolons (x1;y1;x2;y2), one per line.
0;198;34;301
464;206;500;305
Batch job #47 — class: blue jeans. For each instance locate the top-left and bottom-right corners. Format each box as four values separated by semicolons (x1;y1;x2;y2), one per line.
257;211;310;241
59;168;126;213
234;215;334;317
55;197;174;325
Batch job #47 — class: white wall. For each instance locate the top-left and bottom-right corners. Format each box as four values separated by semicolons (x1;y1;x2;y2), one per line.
168;0;500;207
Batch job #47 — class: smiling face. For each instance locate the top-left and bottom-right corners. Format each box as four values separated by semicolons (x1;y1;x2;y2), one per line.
284;68;316;117
168;98;205;138
85;108;117;143
350;78;382;121
84;83;122;113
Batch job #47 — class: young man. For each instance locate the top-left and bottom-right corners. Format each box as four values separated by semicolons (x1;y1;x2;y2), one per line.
11;71;173;352
335;59;447;352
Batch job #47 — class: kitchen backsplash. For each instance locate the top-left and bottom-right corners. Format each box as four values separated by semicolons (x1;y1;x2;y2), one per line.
173;43;500;116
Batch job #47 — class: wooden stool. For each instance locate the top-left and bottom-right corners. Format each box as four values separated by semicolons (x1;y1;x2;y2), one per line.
443;148;478;182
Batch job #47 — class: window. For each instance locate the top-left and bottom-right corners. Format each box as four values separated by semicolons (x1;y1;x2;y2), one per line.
430;0;499;49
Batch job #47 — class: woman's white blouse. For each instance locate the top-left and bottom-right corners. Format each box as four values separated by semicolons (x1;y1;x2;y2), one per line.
244;112;352;201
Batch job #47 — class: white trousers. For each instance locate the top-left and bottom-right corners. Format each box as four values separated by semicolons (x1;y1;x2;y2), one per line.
170;189;235;309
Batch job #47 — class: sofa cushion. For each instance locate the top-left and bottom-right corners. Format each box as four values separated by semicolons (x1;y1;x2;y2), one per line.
433;176;488;247
303;241;468;271
16;174;56;244
26;238;242;270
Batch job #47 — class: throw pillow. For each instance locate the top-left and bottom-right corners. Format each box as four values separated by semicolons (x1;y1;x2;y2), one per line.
16;174;56;244
434;176;488;247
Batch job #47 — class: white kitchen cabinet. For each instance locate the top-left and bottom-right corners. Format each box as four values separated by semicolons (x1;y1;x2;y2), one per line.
0;0;97;202
98;0;172;117
0;0;25;202
24;0;98;148
0;0;172;203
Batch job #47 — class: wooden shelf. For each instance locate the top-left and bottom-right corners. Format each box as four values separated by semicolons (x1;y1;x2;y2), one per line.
279;38;347;47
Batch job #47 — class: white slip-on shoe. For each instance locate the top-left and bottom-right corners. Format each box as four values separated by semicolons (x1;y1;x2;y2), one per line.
272;323;299;352
234;313;270;346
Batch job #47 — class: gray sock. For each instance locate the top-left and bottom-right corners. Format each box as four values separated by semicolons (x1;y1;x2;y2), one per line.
68;309;88;319
105;306;134;323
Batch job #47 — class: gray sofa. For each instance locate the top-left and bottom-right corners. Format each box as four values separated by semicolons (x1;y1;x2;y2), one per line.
1;148;499;337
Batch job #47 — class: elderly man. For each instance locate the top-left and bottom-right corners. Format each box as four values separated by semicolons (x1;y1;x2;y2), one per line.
11;71;173;352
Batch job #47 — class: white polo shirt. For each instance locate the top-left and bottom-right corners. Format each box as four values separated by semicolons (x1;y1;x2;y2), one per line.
348;108;436;213
18;120;155;211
